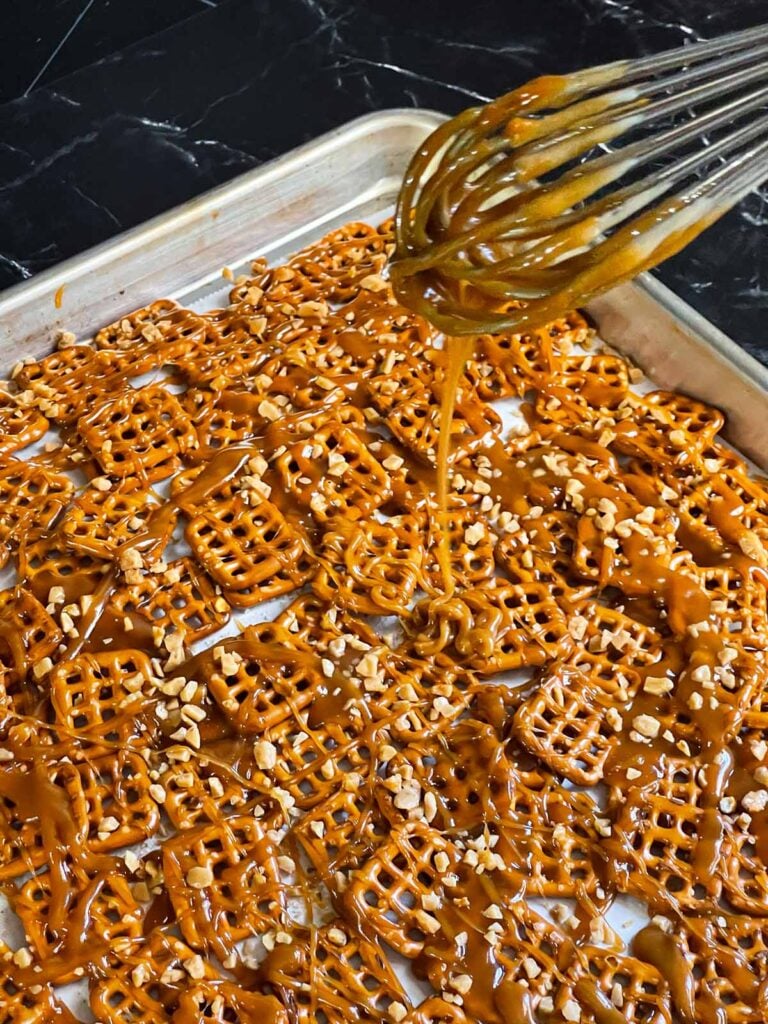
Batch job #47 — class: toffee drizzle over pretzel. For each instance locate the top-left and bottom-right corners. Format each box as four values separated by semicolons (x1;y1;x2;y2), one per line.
0;218;767;1023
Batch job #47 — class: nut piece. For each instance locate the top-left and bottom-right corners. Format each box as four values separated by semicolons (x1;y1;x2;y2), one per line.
254;739;278;770
632;714;660;739
186;866;214;889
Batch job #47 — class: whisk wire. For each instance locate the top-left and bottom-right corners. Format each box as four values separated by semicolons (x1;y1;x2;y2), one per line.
392;23;768;335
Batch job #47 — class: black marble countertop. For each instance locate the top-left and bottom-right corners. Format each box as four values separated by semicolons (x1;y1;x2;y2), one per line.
2;0;766;363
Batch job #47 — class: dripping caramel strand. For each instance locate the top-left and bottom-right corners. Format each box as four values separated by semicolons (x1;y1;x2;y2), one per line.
0;219;767;1024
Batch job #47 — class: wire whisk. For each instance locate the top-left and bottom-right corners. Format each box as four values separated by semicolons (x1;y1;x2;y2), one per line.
391;23;768;335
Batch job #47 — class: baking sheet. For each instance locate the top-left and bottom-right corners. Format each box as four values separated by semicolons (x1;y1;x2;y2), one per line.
0;110;765;1017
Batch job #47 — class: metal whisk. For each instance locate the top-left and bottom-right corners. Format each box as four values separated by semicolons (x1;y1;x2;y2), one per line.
391;23;768;335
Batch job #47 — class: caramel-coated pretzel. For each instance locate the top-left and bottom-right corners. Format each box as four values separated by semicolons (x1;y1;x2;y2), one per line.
368;651;473;744
412;579;571;674
185;493;313;605
51;649;159;752
15;870;142;983
257;921;408;1024
0;390;48;456
78;384;197;484
608;755;723;912
275;421;392;524
15;343;124;424
109;556;230;648
513;663;641;786
260;710;372;810
173;983;289;1024
0;458;73;565
205;625;343;735
313;515;424;615
479;309;590;395
95;299;207;370
0;585;63;678
18;529;111;605
161;756;257;831
61;487;177;562
632;914;768;1024
288;221;391;303
295;783;385;879
343;821;460;959
0;942;78;1024
89;932;220;1024
162;813;286;953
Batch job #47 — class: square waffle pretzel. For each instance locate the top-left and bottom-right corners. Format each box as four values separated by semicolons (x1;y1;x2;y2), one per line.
0;585;63;678
607;755;723;912
172;984;288;1024
0;763;60;880
14;871;142;983
205;624;347;735
343;821;461;959
368;651;473;744
478;310;590;394
51;649;159;752
288;220;391;303
0;458;73;565
412;579;572;674
0;943;79;1024
513;661;621;786
549;351;630;408
185;493;313;606
531;357;631;440
94;299;207;370
574;504;679;581
383;377;501;467
0;390;48;456
176;317;274;392
184;387;261;456
574;948;673;1024
275;421;392;524
108;556;230;648
65;750;161;852
700;564;768;649
257;921;409;1024
493;759;604;898
275;591;381;653
61;487;177;562
18;529;112;605
258;710;373;810
14;343;124;424
513;661;643;786
0;751;157;880
680;473;768;568
494;507;597;597
612;390;724;465
161;757;257;830
418;896;581;1020
312;514;425;615
372;721;508;838
295;783;387;880
720;819;768;915
255;315;378;386
162;813;286;953
77;384;197;484
424;506;496;590
89;932;220;1024
642;914;768;1024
